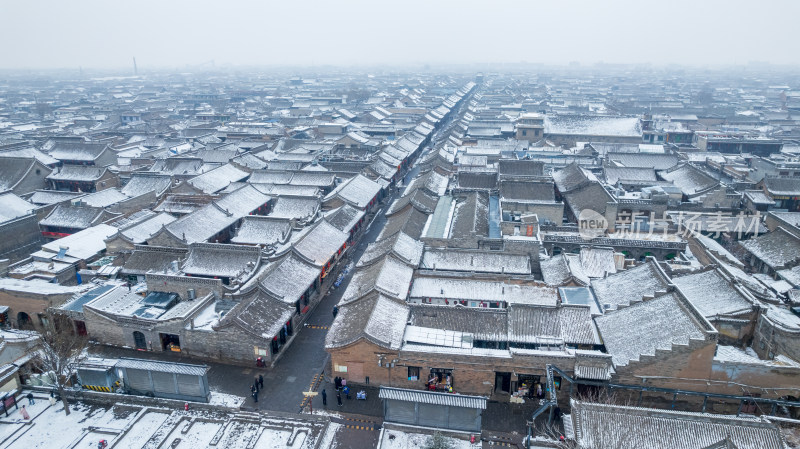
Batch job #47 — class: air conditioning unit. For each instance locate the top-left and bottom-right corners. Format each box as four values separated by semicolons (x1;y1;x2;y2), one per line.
187;289;196;300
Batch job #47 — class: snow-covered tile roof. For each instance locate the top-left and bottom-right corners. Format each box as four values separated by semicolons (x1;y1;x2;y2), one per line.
231;216;291;246
671;269;755;318
121;246;186;276
341;255;413;304
714;345;800;368
325;294;409;350
292;220;349;266
231;286;296;340
259;253;320;303
28;189;84;206
187;163;249;194
359;231;424;268
324;204;365;233
570;399;785;449
181;243;261;280
214;184;270;216
553;162;597;194
509;304;600;346
328;174;382;209
39;204;105;229
739;227;800;269
408;304;507;342
410;276;557;307
0;192;36;223
121;173;172;197
420;249;530;275
46;165;107;182
658;164;719;196
80;188;129;207
590;260;671;310
268;196;320;220
594;292;708;367
119;213;176;244
165;203;238;244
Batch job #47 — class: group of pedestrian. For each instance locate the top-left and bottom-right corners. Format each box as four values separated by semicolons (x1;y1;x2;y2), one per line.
251;374;264;403
332;376;348;407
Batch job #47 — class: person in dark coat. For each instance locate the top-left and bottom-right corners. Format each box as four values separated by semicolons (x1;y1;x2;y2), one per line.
258;374;264;389
26;392;34;404
252;391;258;403
332;306;339;318
336;391;342;407
321;389;327;406
334;376;341;389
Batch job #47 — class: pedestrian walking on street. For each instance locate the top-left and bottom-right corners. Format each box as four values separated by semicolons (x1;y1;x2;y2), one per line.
321;389;327;406
254;377;259;393
26;392;34;405
258;374;264;389
20;405;30;420
332;306;339;319
49;392;57;406
252;391;258;403
336;391;342;407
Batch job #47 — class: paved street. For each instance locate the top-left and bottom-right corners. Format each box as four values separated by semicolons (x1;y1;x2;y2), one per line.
87;92;490;449
89;187;397;416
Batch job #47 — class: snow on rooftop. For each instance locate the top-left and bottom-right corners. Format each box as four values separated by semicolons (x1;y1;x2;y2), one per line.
594;292;707;367
409;276;557;306
42;224;118;260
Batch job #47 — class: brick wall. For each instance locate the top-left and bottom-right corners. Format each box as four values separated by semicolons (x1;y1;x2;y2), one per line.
329;340;577;396
145;273;223;299
0;215;43;263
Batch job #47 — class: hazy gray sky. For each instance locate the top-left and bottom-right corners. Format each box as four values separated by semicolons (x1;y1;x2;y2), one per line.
2;0;799;70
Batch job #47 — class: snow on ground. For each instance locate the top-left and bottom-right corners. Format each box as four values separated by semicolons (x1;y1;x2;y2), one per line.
0;390;327;449
379;429;477;449
317;422;342;449
208;390;245;408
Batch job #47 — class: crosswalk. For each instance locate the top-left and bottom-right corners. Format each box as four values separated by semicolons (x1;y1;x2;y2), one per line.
332;416;380;432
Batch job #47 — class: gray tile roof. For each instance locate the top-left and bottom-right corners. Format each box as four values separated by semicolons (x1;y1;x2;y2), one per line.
739;226;800;269
231;286;296;339
115;358;209;377
408;305;507;342
570;399;785;449
672;269;755;318
499;180;555;202
181;242;261;279
379;387;487;410
231;216;291;246
121;173;172;197
122;246;187;276
658;164;719;196
591;260;671;310
594;292;708;367
508;304;599;346
325;294;409;350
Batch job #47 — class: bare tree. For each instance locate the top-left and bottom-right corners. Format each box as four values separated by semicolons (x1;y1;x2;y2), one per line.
424;431;454;449
31;315;89;416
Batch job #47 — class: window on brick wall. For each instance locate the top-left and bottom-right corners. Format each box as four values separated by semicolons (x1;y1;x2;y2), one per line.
254;346;267;357
407;366;420;381
335;364;348;373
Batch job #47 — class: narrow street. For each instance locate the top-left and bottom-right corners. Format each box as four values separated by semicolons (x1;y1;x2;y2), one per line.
88;95;478;449
88;188;397;416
